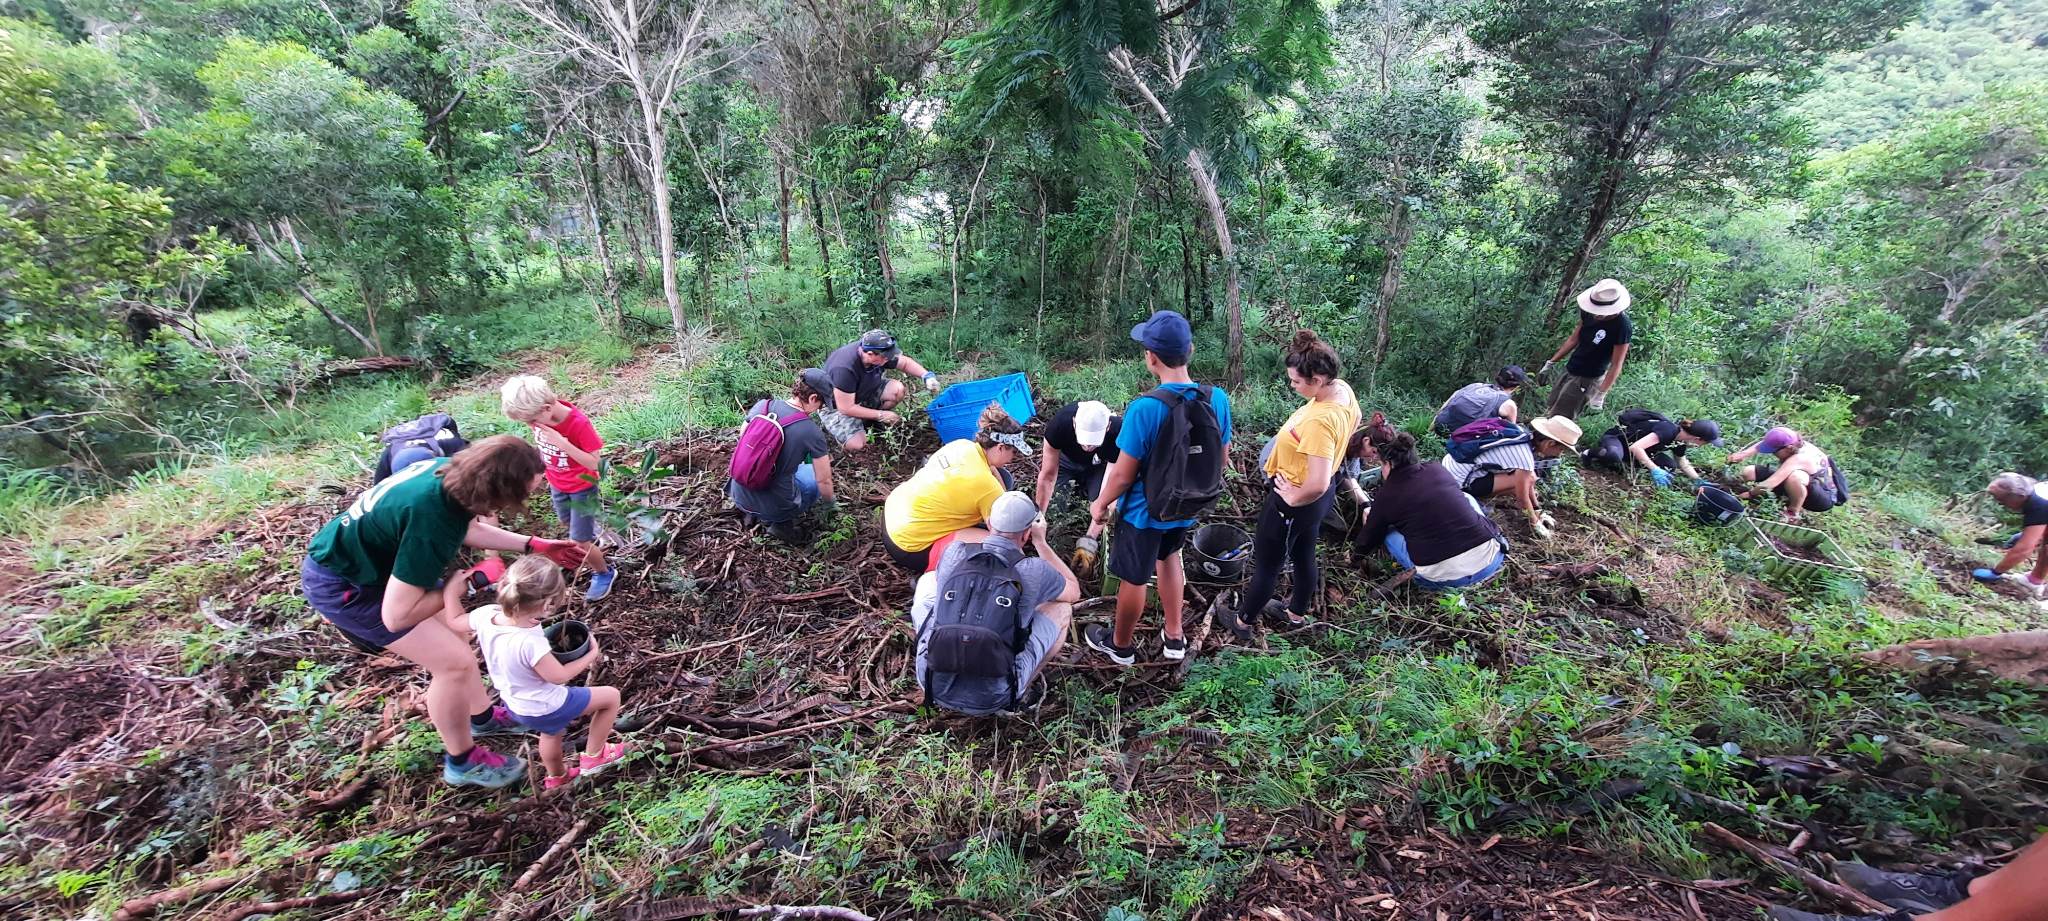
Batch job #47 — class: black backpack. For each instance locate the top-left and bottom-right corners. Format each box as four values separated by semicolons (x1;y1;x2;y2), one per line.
1139;385;1226;522
1828;459;1852;505
922;542;1028;713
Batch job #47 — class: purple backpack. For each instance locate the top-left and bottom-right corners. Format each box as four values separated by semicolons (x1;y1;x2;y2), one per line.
730;407;807;490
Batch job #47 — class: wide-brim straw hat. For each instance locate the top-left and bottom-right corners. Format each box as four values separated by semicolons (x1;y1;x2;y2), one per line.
1577;279;1631;317
1530;415;1583;446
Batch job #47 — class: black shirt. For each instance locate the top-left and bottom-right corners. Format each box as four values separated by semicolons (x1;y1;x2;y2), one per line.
824;342;899;407
1354;462;1502;566
1045;402;1122;470
1565;311;1633;378
2024;489;2048;527
1619;409;1686;460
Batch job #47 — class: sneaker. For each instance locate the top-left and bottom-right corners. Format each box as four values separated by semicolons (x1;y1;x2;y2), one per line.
1161;633;1188;661
766;520;813;546
542;767;581;791
443;745;526;789
2008;572;2048;599
1212;594;1254;643
469;705;529;738
577;741;631;776
584;568;617;602
1833;863;1970;914
1766;906;1908;921
1083;624;1136;666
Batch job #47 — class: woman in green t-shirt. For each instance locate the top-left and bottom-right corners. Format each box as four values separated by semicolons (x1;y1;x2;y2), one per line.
301;435;589;789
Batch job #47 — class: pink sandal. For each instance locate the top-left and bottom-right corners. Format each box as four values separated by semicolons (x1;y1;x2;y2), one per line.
577;741;630;776
542;766;581;791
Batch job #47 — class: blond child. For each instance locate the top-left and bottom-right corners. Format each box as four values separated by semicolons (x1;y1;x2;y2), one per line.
466;555;629;789
501;374;617;601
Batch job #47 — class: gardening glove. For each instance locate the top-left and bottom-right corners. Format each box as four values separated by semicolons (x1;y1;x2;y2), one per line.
1537;360;1555;385
815;497;839;520
1972;568;2002;583
1587;387;1608;411
1649;468;1673;488
529;537;588;570
1531;514;1555;539
924;372;941;394
1071;535;1099;573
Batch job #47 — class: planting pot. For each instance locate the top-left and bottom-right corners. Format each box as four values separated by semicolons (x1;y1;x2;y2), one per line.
544;619;592;664
1692;486;1746;526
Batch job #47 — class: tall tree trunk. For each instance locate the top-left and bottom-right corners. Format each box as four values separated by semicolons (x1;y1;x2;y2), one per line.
776;159;793;268
615;150;651;281
576;135;622;329
1179;221;1195;317
807;173;837;311
1372;188;1413;368
872;190;897;318
1035;178;1048;348
1185;152;1244;388
634;88;688;343
950;139;996;350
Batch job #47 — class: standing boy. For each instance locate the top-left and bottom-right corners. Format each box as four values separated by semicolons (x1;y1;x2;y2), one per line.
501;375;617;601
1540;278;1633;419
1085;311;1233;666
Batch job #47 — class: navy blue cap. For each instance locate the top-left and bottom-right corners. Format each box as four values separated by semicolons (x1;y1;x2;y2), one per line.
1130;310;1193;360
1684;418;1724;446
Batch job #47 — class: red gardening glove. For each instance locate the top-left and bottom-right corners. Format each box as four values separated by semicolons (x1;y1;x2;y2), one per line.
529;537;588;569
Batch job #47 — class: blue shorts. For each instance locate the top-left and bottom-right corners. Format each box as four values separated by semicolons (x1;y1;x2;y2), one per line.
302;555;409;651
512;686;592;736
551;486;601;542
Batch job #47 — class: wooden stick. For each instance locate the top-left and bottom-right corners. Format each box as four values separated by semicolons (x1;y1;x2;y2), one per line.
676;700;912;757
510;817;593;893
1699;823;1891;915
212;889;367;921
736;906;875;921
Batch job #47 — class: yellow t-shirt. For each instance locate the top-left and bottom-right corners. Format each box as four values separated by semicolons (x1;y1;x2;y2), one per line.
884;439;1003;551
1265;379;1361;486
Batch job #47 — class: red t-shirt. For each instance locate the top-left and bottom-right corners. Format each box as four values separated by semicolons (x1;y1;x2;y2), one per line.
536;401;603;493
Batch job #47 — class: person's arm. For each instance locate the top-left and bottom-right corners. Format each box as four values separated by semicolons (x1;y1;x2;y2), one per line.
379;577;436;633
1627;433;1664;471
1993;524;2048;572
1600;343;1630;393
1676;455;1702;481
466;518;588;567
1499;398;1519;424
1030;520;1081;603
1035;441;1059;511
1353;483;1392;554
813;454;836;502
533;635;599;684
1725;445;1758;465
1750;461;1796;494
1090;454;1139;527
534;424;602;471
834;386;895;423
1275;455;1334;506
439;571;473;634
896;354;931;380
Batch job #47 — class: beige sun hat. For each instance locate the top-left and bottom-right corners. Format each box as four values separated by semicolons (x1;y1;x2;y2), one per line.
1576;278;1631;317
1529;415;1583;447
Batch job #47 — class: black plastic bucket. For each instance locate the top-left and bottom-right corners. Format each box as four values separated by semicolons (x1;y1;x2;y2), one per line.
545;619;592;663
1692;486;1745;526
1189;523;1253;584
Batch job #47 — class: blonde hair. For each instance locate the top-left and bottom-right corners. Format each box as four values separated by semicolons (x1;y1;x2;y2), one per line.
500;374;559;422
496;554;565;616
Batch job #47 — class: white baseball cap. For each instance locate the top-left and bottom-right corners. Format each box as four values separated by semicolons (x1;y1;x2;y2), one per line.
1074;401;1112;449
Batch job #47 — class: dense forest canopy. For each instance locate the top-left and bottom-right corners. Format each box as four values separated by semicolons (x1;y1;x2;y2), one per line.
1;0;2046;489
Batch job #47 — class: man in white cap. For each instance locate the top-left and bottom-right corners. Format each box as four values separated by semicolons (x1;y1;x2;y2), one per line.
1538;278;1633;420
1035;400;1122;572
909;491;1080;715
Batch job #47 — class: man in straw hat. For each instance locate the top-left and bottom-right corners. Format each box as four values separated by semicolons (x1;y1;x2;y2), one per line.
1539;278;1633;419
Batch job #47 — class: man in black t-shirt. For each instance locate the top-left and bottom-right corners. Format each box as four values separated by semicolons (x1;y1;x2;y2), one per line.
1540;279;1634;419
1036;400;1121;572
1977;473;2048;597
817;329;941;451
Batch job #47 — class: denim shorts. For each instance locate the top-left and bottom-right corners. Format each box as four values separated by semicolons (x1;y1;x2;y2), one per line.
302;555;407;651
512;686;592;736
551;485;601;542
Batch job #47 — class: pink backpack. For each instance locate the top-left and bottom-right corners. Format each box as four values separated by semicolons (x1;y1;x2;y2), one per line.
730;407;807;490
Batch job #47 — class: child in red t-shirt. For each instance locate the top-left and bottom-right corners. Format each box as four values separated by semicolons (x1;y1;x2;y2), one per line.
501;375;617;601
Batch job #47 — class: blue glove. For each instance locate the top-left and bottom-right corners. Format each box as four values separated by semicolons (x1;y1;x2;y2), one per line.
1650;468;1672;488
2003;531;2024;549
1972;568;2002;583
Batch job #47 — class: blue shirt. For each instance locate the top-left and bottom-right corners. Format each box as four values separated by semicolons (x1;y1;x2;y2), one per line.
1116;382;1233;530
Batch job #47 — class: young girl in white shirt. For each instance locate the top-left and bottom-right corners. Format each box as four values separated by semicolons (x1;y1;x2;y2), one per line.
467;554;628;789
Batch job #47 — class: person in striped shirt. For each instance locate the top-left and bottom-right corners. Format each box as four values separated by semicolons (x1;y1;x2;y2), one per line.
1440;416;1582;539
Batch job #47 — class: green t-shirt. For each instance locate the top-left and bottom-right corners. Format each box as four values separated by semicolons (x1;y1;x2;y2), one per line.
307;458;472;589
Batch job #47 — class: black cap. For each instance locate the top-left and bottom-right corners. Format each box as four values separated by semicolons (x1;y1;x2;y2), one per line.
858;329;899;358
1496;365;1529;388
1685;419;1723;446
799;367;834;397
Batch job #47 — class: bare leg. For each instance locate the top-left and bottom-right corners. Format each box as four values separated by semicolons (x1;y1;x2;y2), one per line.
1922;832;2048;921
580;540;607;575
581;686;622;758
538;731;567;777
385;617;490;755
878;379;907;411
1112;580;1146;648
1781;470;1812;521
1157;550;1186;642
1021;604;1073;687
2030;545;2048;584
1493;469;1535;513
844;432;869;452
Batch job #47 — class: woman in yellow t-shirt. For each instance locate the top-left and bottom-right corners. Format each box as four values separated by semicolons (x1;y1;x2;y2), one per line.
1220;330;1359;638
882;404;1034;573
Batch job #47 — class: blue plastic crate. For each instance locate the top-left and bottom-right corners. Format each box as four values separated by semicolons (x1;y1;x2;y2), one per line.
926;373;1035;443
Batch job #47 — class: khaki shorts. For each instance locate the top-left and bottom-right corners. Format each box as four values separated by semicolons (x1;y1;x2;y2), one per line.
1547;374;1599;419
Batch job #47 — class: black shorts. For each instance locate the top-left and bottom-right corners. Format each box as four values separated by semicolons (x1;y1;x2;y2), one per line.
1756;462;1839;512
1110;522;1189;585
1462;470;1499;498
881;527;932;574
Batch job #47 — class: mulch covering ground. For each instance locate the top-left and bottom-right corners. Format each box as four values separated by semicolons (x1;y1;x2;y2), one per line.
0;412;2038;920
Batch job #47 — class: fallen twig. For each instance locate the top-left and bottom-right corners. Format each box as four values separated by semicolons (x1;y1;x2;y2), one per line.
212;889;367;921
673;700;913;757
737;906;874;921
1699;822;1891;915
512;817;592;893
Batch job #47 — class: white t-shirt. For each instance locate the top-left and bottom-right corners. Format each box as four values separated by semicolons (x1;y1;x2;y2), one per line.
469;605;569;717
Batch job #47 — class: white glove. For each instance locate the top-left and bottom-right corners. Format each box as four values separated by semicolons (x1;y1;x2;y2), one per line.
923;372;941;394
1532;513;1555;539
1587;387;1608;411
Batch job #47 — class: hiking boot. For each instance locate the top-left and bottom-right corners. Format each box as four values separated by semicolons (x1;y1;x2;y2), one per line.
443;745;526;789
542;767;581;791
1083;624;1136;666
584;568;616;602
766;520;812;546
1833;863;1970;914
1161;632;1188;661
469;705;529;738
1765;906;1908;921
578;741;631;776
